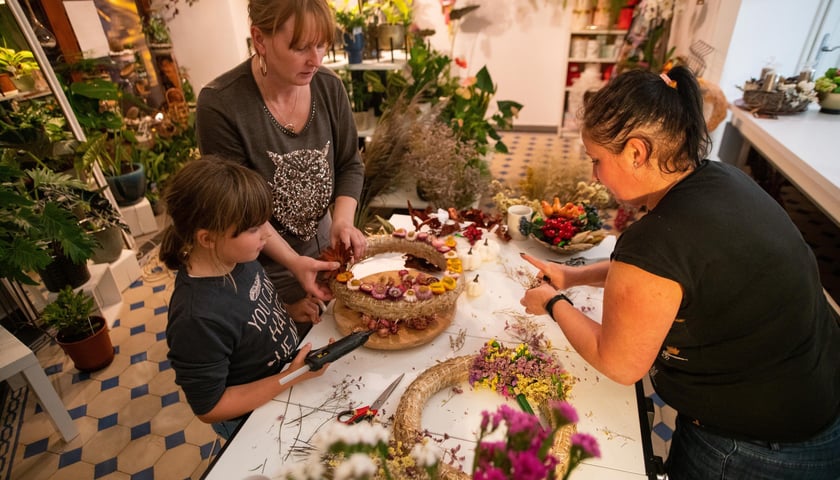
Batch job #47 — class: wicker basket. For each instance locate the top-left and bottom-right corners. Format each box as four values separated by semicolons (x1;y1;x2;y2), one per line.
741;90;810;115
392;355;574;479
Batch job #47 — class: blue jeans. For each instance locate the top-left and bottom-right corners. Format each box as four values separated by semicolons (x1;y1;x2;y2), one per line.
211;418;243;440
666;412;840;479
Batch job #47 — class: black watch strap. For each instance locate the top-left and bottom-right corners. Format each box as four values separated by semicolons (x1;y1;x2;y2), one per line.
545;293;574;321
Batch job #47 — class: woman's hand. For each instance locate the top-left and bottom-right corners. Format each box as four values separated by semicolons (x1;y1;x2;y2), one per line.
520;253;572;289
520;282;558;316
288;255;337;302
331;218;366;261
519;253;610;288
285;297;324;324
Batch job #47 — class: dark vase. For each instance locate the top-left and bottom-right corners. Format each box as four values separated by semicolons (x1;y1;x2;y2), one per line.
39;253;91;293
90;226;124;264
57;316;115;372
106;163;147;206
343;32;365;64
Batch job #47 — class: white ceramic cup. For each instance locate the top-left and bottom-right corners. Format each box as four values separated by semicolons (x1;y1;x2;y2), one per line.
507;205;534;241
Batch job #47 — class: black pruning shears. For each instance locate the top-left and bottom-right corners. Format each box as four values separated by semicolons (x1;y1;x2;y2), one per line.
337;373;405;424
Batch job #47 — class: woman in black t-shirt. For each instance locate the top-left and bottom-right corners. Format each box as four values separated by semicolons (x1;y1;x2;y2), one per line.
520;66;840;479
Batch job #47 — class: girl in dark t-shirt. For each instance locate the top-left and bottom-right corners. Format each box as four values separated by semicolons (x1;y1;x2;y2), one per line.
160;157;329;439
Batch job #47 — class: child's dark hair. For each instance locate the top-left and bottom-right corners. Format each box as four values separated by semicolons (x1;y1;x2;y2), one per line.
580;66;711;173
159;156;273;271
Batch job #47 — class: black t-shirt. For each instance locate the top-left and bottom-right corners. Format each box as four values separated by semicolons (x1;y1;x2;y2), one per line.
613;160;840;442
166;261;299;416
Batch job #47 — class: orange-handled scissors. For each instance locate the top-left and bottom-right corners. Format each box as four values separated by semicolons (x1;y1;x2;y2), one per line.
337;373;404;424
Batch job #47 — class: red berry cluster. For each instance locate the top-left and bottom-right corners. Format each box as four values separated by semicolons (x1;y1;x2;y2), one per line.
462;223;483;245
613;206;634;232
540;216;579;246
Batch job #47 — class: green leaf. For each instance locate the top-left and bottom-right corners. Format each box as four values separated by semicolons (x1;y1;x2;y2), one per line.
70;78;121;100
475;66;494;93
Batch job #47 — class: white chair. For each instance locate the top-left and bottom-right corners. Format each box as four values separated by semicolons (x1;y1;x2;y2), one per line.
0;325;78;442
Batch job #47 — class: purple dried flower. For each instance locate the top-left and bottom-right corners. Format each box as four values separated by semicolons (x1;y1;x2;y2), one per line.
549;399;579;426
571;432;601;459
507;450;549;480
474;466;508;480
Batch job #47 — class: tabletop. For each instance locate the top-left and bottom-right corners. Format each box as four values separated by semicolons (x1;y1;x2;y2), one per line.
728;104;840;226
203;216;650;479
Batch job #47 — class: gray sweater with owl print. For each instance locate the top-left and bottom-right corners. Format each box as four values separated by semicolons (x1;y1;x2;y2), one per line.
196;61;364;302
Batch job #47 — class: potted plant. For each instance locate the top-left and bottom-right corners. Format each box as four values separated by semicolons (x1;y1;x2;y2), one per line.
814;67;840;114
40;286;114;372
377;0;412;50
333;1;376;64
77;129;147;206
338;69;376;131
140;123;197;210
0;45;40;93
0;165;97;291
1;97;76;172
79;187;130;264
142;13;172;50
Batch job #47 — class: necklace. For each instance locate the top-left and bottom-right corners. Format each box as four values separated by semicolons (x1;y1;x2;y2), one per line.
276;88;300;133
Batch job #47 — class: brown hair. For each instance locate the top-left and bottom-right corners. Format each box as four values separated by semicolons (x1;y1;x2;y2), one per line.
580;66;711;174
248;0;336;48
158;156;273;271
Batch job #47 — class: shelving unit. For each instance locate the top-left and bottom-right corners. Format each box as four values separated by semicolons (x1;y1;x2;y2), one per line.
2;0;143;329
560;27;628;134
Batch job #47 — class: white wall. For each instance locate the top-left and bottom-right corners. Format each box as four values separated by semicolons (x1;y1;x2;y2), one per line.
413;0;570;129
166;0;832;135
167;0;567;128
165;0;250;91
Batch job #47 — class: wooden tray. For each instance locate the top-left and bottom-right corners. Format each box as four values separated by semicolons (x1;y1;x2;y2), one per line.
332;271;455;350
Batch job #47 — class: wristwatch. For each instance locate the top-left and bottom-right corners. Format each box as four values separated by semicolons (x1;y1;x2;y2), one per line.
544;293;574;321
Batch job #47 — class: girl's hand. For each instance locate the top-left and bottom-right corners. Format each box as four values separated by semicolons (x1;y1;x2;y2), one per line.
293;339;334;381
285;296;323;324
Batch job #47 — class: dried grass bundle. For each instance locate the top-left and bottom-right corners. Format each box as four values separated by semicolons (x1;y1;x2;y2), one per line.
518;157;614;209
404;118;486;209
356;95;429;229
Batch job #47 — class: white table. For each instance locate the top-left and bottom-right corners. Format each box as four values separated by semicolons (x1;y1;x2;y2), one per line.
203;218;651;479
0;325;78;442
728;104;840;226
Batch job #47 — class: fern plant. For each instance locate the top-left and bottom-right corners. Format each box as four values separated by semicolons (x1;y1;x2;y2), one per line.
40;285;99;340
0;165;96;285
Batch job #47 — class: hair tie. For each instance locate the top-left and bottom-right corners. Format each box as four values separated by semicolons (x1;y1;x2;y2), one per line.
660;73;677;89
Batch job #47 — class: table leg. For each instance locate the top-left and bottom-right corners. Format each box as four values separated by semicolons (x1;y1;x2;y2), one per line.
22;361;79;442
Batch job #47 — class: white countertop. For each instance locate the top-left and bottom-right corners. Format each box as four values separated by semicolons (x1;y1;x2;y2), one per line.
203;217;648;479
728;104;840;225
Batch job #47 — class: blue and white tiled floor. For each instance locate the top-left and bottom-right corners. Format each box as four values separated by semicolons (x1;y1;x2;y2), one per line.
3;261;222;480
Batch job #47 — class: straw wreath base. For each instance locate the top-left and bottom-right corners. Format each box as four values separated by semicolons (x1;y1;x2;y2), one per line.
393;355;574;479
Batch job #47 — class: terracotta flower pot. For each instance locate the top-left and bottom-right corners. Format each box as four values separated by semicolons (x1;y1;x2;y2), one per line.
57;316;115;372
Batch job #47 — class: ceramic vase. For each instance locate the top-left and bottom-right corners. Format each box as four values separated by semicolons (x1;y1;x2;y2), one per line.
343;32;365;64
818;92;840;114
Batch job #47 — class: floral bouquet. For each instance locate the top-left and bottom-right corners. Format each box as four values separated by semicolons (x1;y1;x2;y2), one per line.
473;401;600;480
277;421;440;480
283;401;599;480
521;199;605;253
469;339;572;414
